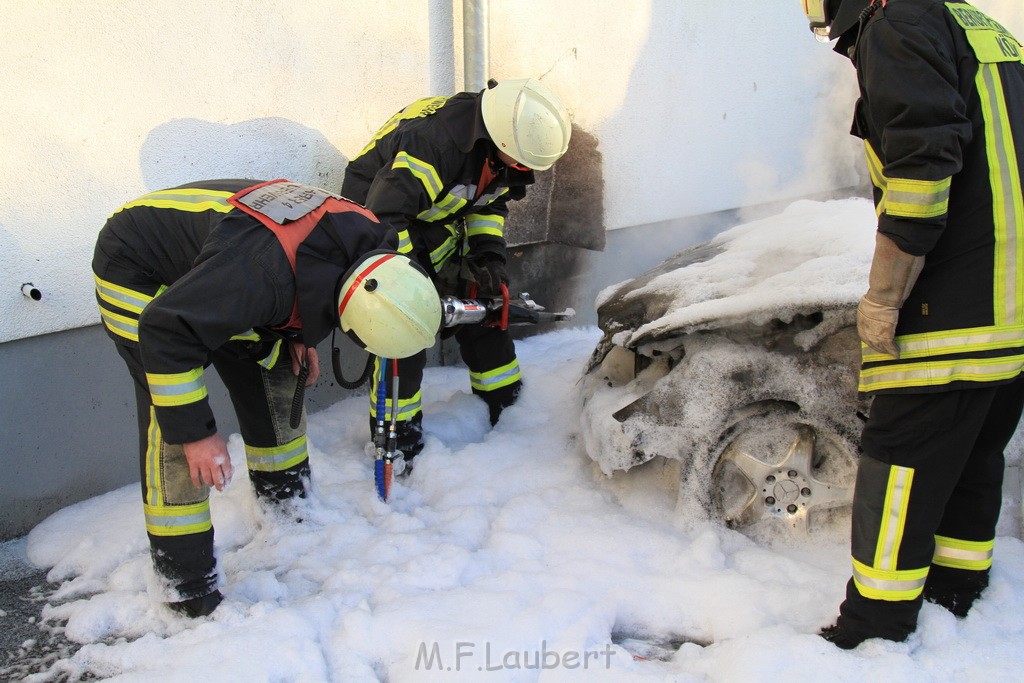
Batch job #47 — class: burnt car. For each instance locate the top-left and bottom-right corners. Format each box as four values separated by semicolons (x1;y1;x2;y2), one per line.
580;199;878;537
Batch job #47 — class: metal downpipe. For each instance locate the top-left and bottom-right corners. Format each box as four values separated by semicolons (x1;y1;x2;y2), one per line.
463;0;489;91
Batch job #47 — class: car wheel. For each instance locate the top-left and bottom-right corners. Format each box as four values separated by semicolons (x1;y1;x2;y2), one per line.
711;412;857;535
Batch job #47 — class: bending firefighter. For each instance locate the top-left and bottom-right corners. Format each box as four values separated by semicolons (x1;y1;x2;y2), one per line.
92;179;440;617
803;0;1024;648
341;77;571;467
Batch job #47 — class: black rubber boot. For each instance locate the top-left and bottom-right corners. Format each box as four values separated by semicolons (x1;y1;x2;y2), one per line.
820;579;920;649
167;589;223;618
250;460;310;501
923;565;989;618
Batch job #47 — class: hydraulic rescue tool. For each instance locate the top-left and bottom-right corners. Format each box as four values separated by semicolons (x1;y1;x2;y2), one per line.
290;286;575;501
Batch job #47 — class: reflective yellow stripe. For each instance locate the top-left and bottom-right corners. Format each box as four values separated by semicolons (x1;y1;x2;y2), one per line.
874;465;914;571
146;406;162;507
353;96;449;159
113;188;234;216
369;390;423;421
418;191;468;222
864;142;951;219
144;500;212;536
99;305;139;342
94;274;154;314
470;359;522;392
393;152;443;201
429;235;459;269
245;434;308;473
257;339;282;370
861;324;1024;362
146;368;207;407
864;142;888;218
396;229;413;253
852;558;929;601
933;535;994;570
884;176;951;219
859;354;1024;393
465;214;505;239
976;62;1024;326
230;328;261;342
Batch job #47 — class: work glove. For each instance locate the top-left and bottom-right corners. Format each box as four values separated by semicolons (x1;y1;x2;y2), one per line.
857;232;925;359
467;253;509;297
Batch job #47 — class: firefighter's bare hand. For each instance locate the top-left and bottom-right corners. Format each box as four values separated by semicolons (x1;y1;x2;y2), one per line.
288;342;319;386
857;295;901;358
182;433;233;491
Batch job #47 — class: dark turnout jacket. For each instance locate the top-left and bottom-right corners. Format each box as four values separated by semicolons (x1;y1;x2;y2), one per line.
341;91;534;277
93;179;393;443
844;0;1024;394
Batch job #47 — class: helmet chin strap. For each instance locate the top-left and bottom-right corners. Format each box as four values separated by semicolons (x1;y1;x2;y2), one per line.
846;0;887;59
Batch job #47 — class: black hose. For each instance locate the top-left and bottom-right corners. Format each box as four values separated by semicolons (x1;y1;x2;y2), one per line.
331;329;375;390
289;363;309;430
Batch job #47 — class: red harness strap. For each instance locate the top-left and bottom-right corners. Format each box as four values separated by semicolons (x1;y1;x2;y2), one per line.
228;180;380;329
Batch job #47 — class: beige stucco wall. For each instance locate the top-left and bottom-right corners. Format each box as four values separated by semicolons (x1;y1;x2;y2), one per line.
1;0;1020;344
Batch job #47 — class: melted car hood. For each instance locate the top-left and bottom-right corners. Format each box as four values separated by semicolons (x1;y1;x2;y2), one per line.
594;199;877;350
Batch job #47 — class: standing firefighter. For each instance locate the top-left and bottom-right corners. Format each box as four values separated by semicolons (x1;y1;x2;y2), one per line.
93;179;440;617
341;77;572;467
802;0;1024;647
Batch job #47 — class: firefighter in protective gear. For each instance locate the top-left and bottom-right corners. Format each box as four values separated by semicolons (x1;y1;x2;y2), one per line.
341;77;572;466
92;179;439;617
804;0;1024;648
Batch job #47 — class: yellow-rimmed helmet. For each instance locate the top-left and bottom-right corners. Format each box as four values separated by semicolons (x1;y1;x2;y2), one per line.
337;252;441;359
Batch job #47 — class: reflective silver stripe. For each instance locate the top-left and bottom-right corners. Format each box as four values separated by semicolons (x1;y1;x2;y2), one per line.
877;466;913;571
852;565;927;594
470;361;522;391
148;377;205;398
100;307;139;339
95;281;151;313
394;152;442;197
370;396;423;420
979;63;1023;325
245;439;308;472
885;182;950;218
430;238;458;268
465;216;504;237
863;325;1024;360
144;509;211;529
475;187;508;204
934;545;993;563
396;230;412;252
859;354;1024;393
257;340;282;370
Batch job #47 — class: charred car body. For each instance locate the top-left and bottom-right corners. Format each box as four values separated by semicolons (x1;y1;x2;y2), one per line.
580;200;878;536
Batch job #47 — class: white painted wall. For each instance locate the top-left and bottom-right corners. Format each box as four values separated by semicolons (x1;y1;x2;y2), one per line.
1;1;1019;344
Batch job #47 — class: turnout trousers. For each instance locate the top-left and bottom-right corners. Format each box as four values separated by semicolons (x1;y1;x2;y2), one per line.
837;373;1024;640
115;341;310;600
368;322;522;458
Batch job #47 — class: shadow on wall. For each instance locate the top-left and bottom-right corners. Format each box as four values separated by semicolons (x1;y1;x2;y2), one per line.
504;123;605;326
140;118;349;192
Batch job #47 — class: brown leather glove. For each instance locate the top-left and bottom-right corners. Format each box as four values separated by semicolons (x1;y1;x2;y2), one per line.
857;232;925;358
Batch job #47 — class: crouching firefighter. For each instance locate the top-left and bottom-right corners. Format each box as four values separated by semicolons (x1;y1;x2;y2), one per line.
341;77;572;469
803;0;1024;648
92;179;441;617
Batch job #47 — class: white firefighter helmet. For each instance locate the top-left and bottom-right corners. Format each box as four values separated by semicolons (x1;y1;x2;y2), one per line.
802;0;872;42
481;78;571;171
337;252;441;359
